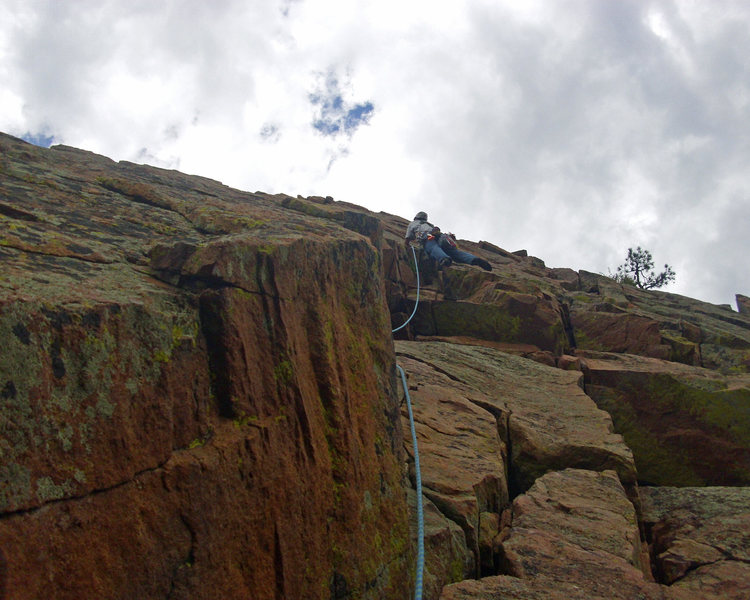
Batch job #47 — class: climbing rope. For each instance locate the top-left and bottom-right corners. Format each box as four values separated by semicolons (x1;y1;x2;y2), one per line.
391;244;420;333
397;364;425;600
391;244;424;600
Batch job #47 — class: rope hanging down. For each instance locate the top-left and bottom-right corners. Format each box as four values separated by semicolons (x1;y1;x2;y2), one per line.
397;365;425;600
392;244;424;600
391;244;420;333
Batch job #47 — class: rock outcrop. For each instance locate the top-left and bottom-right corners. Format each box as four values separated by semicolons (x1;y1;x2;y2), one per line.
1;132;749;599
582;352;750;486
641;486;750;599
0;133;408;599
440;471;689;600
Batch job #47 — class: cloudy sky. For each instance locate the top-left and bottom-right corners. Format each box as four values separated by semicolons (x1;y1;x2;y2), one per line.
2;0;749;307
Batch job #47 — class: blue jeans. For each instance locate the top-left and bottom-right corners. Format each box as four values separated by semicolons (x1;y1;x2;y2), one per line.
424;238;477;265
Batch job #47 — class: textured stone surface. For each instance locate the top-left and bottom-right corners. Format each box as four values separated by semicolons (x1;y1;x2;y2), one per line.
381;215;750;373
391;258;572;355
397;341;636;496
0;133;409;599
442;469;699;600
407;489;474;600
508;469;643;568
4;131;750;599
0;294;211;513
582;352;750;485
398;352;508;576
571;309;671;359
440;573;699;600
641;486;750;599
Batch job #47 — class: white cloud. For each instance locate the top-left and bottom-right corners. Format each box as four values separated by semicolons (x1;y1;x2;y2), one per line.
1;0;749;306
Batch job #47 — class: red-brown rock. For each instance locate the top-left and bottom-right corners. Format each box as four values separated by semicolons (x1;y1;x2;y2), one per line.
442;469;700;600
398;353;508;577
571;308;670;358
397;341;636;496
582;352;750;486
641;486;750;599
0;133;409;599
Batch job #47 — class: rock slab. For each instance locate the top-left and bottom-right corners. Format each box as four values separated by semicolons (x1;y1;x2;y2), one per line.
641;486;750;599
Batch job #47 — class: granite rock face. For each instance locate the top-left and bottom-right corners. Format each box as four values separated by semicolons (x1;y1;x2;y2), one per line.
2;133;750;599
441;469;701;600
0;133;409;599
397;341;636;496
581;352;750;486
379;203;750;485
641;486;750;599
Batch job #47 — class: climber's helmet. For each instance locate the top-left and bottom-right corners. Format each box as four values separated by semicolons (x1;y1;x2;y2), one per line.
415;211;427;221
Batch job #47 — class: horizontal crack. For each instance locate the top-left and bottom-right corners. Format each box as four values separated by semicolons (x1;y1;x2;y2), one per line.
0;456;171;521
0;242;116;264
138;263;292;301
396;352;465;384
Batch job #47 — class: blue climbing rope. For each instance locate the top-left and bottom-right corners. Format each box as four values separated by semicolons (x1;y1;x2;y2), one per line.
391;244;420;333
391;244;424;600
397;364;424;600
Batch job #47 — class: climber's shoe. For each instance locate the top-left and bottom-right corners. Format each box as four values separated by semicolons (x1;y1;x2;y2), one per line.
472;258;492;271
439;257;452;268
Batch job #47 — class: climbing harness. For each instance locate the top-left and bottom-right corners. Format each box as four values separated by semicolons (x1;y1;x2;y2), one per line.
391;243;424;600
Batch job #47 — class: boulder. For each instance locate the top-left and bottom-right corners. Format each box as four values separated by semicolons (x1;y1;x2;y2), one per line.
737;294;750;315
557;354;582;371
548;267;580;291
507;470;644;570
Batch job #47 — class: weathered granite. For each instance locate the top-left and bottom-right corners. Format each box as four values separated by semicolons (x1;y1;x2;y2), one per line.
0;132;409;599
442;469;700;600
582;352;750;486
396;341;636;496
398;352;508;577
641;486;750;599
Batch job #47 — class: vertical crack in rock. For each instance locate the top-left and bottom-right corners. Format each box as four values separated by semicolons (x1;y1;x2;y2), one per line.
274;523;285;600
559;302;577;350
199;290;234;418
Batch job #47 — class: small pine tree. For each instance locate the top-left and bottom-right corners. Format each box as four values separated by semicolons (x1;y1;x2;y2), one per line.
613;246;676;290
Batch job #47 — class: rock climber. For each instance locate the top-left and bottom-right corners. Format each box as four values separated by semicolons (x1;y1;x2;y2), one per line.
405;211;492;271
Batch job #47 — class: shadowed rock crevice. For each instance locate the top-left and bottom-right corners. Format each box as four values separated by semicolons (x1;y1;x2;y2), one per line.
198;290;236;418
0;202;43;222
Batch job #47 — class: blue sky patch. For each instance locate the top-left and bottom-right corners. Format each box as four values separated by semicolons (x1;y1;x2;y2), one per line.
22;132;55;147
309;72;374;137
